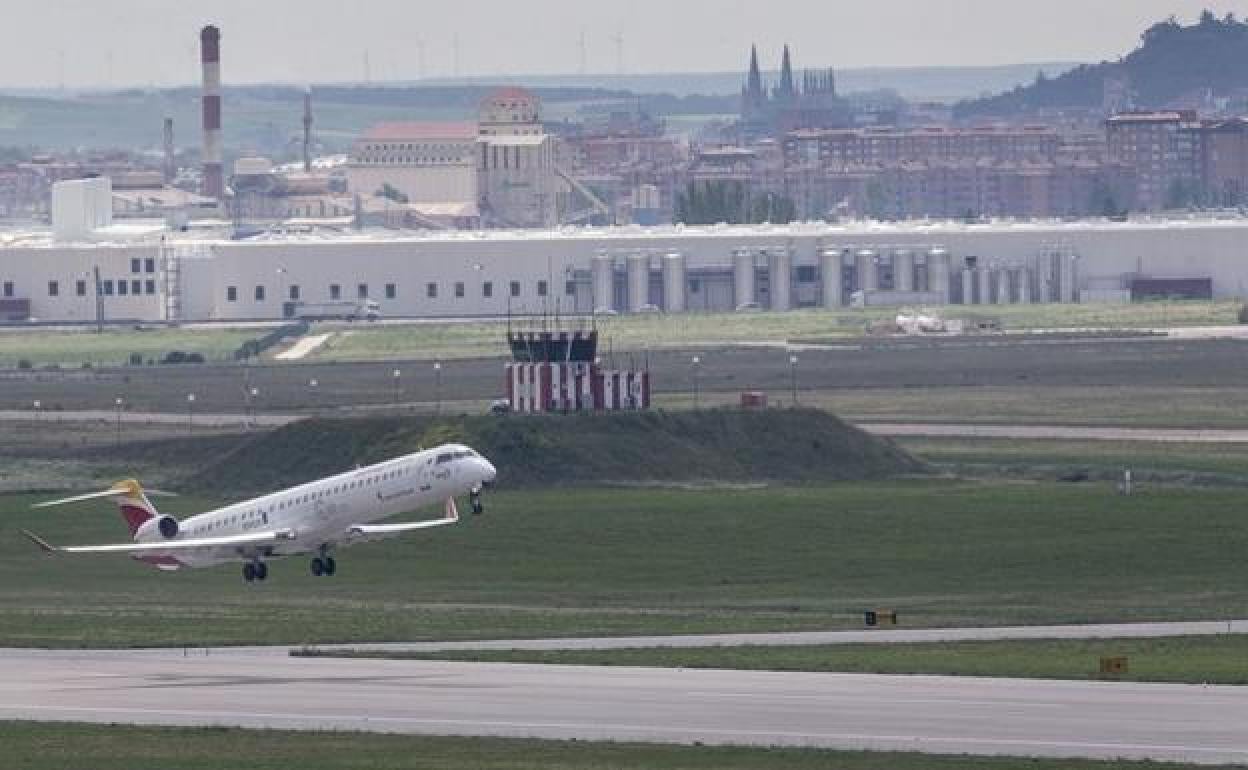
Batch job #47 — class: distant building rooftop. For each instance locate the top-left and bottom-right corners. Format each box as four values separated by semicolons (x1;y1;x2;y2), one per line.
360;122;479;142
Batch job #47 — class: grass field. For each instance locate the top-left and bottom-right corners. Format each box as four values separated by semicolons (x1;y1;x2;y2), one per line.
316;634;1248;685
0;327;257;368
3;480;1248;648
0;722;1208;770
898;437;1248;483
308;302;1243;362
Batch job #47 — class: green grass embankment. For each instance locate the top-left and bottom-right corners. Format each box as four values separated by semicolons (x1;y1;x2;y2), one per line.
188;409;926;495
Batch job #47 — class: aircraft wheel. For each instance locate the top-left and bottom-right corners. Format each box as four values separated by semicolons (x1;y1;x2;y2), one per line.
242;562;256;583
310;557;325;577
471;493;484;516
255;562;268;581
323;557;337;577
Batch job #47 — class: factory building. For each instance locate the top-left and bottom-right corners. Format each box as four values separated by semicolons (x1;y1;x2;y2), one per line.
1;178;1246;324
345;87;561;229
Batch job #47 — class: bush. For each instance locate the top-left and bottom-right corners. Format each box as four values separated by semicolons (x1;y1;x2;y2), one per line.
16;359;32;370
1238;304;1248;324
127;352;143;366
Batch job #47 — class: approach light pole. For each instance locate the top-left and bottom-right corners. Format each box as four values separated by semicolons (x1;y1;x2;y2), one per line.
308;378;319;413
789;354;799;407
392;368;402;407
186;393;195;433
32;399;40;423
114;396;124;446
248;387;259;429
433;361;443;414
691;355;701;410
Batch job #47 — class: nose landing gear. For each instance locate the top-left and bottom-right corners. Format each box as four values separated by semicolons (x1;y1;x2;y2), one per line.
470;487;484;516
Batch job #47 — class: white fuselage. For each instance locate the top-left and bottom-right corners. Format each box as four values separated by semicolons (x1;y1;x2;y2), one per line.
138;444;494;569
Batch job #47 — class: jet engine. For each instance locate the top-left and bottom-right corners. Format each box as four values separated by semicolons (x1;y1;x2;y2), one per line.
135;515;180;541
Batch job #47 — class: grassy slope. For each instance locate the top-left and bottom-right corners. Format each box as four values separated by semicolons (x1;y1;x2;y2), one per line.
0;328;257;367
187;410;925;494
311;302;1243;362
3;480;1248;647
334;635;1248;685
0;723;1203;770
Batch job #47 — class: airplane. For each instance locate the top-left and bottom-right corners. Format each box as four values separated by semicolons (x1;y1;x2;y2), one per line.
22;444;497;583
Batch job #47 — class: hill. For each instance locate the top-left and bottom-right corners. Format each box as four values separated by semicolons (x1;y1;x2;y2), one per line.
186;409;925;495
956;11;1248;118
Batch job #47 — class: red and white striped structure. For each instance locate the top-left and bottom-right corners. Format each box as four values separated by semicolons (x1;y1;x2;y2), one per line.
506;363;651;413
200;25;224;200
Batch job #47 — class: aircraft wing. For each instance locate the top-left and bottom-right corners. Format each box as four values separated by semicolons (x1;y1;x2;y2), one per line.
349;518;457;536
348;497;460;537
22;529;295;555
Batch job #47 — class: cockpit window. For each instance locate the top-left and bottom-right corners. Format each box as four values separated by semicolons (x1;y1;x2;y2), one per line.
436;453;453;464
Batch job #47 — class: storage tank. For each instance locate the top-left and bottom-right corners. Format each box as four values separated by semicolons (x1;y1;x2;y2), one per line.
857;249;878;292
979;266;994;305
591;252;614;313
627;253;649;313
821;248;843;308
962;266;976;305
894;249;914;292
768;248;791;312
928;248;950;303
662;251;686;314
733;249;756;309
1017;267;1033;305
994;268;1009;305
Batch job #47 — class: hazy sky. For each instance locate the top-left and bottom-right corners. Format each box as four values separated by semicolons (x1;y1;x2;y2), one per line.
5;1;1247;88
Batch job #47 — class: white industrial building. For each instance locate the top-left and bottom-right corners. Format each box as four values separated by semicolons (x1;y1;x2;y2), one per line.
3;177;1248;324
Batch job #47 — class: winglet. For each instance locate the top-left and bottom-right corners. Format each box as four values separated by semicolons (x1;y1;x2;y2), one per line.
21;530;58;555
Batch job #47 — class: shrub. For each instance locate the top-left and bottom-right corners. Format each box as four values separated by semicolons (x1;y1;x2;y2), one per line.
16;359;32;370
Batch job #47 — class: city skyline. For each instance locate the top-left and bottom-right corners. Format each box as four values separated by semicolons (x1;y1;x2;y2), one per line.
2;1;1245;89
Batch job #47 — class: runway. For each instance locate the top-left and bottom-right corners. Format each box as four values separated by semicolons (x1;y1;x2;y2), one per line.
2;647;1247;764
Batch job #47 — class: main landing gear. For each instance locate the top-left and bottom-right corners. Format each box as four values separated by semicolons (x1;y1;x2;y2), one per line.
242;561;268;583
471;487;485;516
311;546;337;577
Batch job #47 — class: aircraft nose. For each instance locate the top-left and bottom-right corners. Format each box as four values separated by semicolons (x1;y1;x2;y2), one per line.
480;457;497;487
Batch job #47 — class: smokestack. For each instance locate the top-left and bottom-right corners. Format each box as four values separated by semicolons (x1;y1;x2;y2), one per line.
302;86;313;173
200;25;224;199
162;117;175;184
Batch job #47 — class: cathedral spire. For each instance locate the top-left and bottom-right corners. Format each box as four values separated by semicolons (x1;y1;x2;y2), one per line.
777;44;795;99
746;44;763;98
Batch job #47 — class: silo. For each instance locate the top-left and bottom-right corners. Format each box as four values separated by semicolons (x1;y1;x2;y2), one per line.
627;252;649;312
734;249;756;309
1061;254;1079;303
894;249;914;292
994;269;1009;304
769;248;792;312
857;249;878;292
962;266;976;305
978;266;994;305
662;251;686;314
591;252;614;313
1018;268;1033;304
928;248;951;303
821;248;843;308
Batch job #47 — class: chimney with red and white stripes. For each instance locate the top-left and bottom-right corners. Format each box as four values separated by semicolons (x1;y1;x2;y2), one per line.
200;25;224;200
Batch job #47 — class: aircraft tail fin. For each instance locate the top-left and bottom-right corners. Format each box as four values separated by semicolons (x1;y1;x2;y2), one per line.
34;479;161;537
